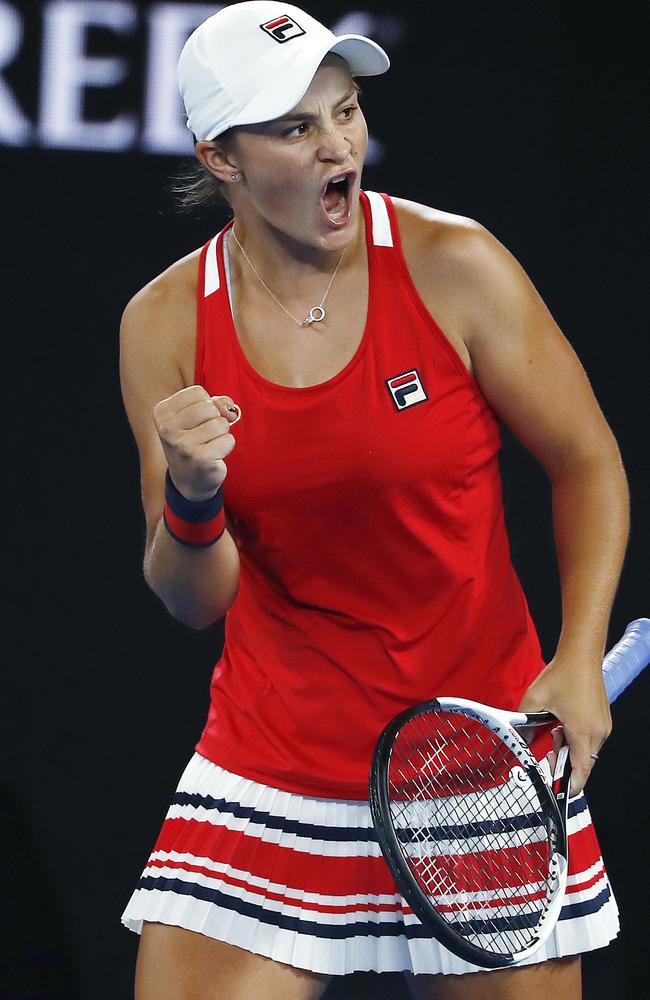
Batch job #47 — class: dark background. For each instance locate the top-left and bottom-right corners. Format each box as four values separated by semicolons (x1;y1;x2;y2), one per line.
2;2;647;998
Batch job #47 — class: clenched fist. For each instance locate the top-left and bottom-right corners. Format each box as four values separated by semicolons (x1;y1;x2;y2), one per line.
153;385;240;501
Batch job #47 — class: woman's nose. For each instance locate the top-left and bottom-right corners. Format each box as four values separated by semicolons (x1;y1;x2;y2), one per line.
317;126;350;160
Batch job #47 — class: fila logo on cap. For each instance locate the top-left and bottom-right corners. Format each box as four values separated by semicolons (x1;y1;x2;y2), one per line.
260;15;306;43
386;369;428;411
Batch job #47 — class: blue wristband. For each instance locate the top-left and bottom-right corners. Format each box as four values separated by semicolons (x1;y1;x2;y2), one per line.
163;471;225;547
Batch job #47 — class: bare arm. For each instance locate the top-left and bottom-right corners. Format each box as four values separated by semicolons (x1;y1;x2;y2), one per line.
454;222;629;793
119;266;240;629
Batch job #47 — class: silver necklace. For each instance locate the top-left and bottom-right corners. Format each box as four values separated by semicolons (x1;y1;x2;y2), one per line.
230;226;345;327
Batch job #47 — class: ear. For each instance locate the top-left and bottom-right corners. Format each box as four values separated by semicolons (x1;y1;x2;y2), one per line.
195;140;241;185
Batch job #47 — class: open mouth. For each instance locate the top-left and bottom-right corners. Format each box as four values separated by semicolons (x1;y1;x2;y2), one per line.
320;172;355;222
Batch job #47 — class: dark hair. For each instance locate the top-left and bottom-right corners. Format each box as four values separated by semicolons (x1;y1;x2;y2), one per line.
171;128;238;213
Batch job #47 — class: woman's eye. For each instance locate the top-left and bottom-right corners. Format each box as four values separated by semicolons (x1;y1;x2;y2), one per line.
284;105;358;138
286;123;310;137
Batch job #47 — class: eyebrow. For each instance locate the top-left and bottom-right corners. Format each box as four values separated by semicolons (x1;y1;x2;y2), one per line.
277;85;361;124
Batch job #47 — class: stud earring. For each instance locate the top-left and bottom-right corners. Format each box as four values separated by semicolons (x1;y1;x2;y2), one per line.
231;172;239;181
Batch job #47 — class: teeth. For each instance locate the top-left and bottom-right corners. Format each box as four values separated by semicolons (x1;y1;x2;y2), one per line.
321;173;352;220
323;173;351;193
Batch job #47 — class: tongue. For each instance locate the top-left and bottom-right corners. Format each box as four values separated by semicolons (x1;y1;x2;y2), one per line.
322;183;344;213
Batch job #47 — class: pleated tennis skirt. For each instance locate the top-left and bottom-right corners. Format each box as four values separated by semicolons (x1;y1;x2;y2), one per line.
121;752;620;976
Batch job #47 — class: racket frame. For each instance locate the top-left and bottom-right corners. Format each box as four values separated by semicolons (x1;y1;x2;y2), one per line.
370;697;570;968
370;620;649;968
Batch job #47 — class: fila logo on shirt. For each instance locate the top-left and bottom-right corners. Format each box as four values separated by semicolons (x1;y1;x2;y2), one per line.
260;16;306;43
386;369;428;411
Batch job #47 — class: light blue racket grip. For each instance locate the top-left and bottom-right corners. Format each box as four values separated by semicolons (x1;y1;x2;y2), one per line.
602;618;650;704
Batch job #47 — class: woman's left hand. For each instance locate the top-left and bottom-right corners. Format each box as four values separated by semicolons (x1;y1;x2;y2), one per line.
518;653;612;797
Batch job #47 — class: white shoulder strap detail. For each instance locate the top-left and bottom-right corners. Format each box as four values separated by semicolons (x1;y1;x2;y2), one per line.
204;234;220;296
365;190;394;247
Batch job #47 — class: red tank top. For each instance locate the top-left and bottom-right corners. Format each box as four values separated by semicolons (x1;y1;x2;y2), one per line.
193;190;544;798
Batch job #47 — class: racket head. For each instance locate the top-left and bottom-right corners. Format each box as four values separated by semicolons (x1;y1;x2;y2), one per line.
370;698;569;968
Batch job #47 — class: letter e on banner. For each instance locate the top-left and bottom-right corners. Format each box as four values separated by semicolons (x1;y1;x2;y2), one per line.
39;0;137;150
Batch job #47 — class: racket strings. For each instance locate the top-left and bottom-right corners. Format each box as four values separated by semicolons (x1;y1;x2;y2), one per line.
387;711;559;956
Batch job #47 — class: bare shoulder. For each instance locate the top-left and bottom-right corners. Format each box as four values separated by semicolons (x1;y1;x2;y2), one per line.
388;197;503;374
390;196;539;348
391;196;509;280
120;248;202;384
123;246;201;318
391;197;619;475
391;196;483;242
119;248;202;480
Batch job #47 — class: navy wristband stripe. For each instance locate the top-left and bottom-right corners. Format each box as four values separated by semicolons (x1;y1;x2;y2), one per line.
163;510;225;548
164;470;224;522
163;471;225;547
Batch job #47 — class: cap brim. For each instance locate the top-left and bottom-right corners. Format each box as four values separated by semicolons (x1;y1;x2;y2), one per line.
329;35;390;77
205;35;389;139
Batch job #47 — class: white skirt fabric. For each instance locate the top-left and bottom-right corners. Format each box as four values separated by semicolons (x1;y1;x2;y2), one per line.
121;753;619;976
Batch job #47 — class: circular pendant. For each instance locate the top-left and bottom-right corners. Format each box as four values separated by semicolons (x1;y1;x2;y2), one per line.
302;305;326;326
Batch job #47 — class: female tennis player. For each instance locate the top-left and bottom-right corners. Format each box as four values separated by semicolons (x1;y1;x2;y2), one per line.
120;3;629;998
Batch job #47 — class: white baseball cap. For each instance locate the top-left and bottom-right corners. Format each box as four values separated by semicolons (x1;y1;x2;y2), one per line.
178;2;390;141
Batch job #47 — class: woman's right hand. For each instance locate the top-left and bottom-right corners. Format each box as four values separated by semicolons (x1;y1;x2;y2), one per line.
153;385;240;501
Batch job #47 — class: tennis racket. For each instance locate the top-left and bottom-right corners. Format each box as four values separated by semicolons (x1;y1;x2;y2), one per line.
369;618;650;969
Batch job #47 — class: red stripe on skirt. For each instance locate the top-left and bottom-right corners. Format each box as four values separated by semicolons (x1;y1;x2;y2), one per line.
566;819;603;876
154;818;400;895
565;862;606;897
153;813;605;901
147;857;406;914
411;841;550;894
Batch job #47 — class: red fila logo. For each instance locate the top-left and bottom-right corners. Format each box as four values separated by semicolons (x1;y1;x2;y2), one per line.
260;15;306;43
386;369;428;410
